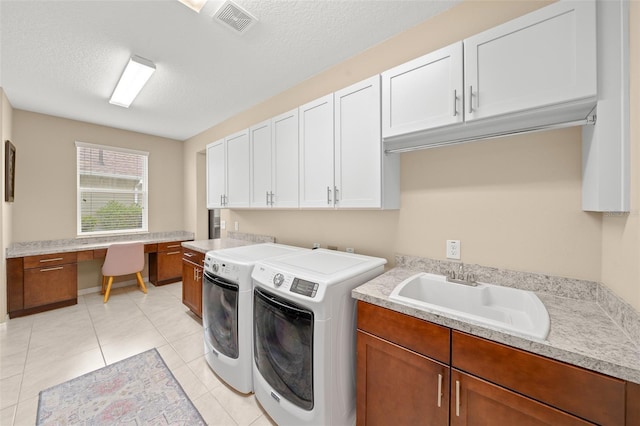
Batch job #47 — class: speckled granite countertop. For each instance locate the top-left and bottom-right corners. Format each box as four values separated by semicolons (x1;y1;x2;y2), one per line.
181;232;276;254
6;231;195;258
353;257;640;385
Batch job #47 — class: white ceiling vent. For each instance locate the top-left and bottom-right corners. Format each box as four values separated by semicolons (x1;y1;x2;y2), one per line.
213;0;258;34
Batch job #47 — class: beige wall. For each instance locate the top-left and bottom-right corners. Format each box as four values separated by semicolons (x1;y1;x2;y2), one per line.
183;0;640;311
11;111;184;290
1;88;15;321
600;1;640;310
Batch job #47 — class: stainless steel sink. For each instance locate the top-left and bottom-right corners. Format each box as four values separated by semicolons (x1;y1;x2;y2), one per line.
389;272;550;340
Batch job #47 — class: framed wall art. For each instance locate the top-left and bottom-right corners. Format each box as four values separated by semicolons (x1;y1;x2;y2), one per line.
5;140;15;202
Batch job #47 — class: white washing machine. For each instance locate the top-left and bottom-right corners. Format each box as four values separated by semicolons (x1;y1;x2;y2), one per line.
202;243;307;394
251;248;386;426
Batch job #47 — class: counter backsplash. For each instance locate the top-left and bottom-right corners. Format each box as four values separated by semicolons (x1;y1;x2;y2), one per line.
395;254;640;347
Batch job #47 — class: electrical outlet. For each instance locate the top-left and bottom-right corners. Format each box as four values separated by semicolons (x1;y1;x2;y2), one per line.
446;240;461;260
220;220;226;230
313;243;321;249
328;245;338;251
234;221;239;231
346;247;355;253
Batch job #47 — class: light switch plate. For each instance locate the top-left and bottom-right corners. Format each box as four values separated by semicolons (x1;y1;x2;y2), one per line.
221;220;226;230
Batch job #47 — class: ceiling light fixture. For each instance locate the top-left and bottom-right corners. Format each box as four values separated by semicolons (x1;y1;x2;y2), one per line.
177;0;207;13
109;55;156;108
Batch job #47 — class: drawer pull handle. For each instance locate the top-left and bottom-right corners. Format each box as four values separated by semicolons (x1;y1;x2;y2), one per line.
40;266;63;272
437;373;443;408
455;379;461;417
166;251;181;255
40;257;64;263
184;252;194;258
166;244;181;248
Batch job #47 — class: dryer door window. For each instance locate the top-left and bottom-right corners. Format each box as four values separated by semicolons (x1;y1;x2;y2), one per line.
254;287;314;410
203;271;239;359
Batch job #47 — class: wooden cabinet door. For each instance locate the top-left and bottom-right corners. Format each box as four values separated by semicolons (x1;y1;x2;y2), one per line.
464;0;596;122
299;94;335;208
250;120;273;208
157;249;183;282
357;330;449;426
271;109;299;208
382;41;463;138
450;369;591;426
182;261;202;317
226;129;250;208
335;76;383;209
206;139;226;208
24;263;77;309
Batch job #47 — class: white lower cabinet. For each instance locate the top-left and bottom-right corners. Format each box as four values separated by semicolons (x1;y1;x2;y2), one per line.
299;76;399;210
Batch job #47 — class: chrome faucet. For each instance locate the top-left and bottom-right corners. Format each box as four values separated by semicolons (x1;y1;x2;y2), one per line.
446;263;477;286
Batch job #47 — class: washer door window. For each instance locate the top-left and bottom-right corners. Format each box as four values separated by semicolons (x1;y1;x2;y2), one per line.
203;271;239;359
254;287;314;410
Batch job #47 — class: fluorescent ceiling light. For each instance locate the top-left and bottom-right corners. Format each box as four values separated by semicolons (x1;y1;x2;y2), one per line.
109;55;156;108
177;0;207;13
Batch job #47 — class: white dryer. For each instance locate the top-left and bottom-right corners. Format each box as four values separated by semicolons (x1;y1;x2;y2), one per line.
251;249;386;426
202;243;307;394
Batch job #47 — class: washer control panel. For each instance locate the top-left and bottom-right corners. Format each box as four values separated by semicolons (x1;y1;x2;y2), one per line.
253;266;320;299
204;254;241;282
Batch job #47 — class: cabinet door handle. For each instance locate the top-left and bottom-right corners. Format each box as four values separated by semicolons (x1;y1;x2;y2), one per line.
220;194;224;206
40;257;63;263
40;266;63;272
437;373;443;408
455;379;461;417
327;186;332;205
468;85;474;114
334;186;339;204
184;252;194;258
166;251;181;255
270;192;275;206
453;90;458;116
266;191;270;205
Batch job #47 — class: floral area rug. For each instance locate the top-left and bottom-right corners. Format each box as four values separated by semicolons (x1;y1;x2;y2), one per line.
37;348;205;425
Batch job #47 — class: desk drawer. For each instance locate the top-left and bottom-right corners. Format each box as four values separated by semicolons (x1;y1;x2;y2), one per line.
24;252;77;269
24;263;77;309
158;241;184;252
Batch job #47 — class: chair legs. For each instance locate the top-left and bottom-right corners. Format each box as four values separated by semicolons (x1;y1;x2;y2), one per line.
136;272;148;294
103;276;114;303
102;272;148;303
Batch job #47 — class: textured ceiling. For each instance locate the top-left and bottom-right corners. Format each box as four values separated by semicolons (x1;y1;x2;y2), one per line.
0;0;458;141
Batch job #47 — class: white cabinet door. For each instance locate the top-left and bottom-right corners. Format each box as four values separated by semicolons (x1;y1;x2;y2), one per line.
206;139;226;209
225;129;250;208
335;76;384;208
464;0;596;122
271;109;299;208
382;41;463;138
299;94;335;208
250;120;273;208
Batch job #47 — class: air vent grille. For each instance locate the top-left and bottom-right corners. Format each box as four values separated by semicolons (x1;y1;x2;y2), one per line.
214;0;257;34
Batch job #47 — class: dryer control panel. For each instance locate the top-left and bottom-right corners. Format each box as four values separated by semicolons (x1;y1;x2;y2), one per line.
253;266;320;299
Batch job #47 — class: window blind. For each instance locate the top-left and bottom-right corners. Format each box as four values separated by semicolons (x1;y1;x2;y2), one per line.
76;142;149;235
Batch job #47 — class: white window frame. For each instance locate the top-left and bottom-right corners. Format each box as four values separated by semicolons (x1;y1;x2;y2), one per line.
76;141;149;236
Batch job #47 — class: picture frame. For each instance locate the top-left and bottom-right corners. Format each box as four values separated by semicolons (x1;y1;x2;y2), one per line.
5;140;15;202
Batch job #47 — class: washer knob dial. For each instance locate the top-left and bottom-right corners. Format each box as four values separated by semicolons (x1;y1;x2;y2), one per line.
273;273;285;287
212;263;219;273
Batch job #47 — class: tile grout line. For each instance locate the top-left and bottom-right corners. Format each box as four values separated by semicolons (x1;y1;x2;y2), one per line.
81;293;108;368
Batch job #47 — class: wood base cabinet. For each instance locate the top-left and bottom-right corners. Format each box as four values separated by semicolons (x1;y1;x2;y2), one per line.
357;301;633;426
181;248;204;317
149;241;186;286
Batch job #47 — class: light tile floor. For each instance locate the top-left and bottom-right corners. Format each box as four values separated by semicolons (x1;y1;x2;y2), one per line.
0;282;277;426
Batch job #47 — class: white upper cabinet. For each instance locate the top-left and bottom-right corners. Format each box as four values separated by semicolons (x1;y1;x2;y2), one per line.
382;42;463;138
249;120;273;208
225;129;250;208
206;139;226;209
299;94;335;208
464;0;596;123
271;109;299;208
336;76;399;209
